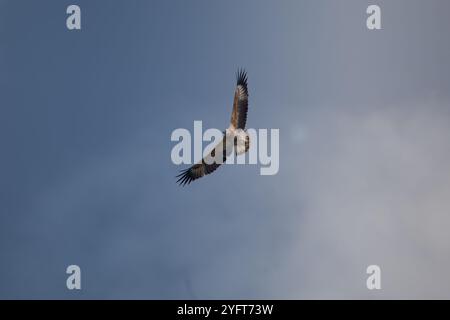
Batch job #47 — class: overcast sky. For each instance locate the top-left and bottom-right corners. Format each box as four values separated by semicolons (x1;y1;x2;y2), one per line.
1;0;450;299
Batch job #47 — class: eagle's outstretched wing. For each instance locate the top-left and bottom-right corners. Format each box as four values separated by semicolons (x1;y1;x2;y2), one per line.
230;69;249;130
176;135;230;186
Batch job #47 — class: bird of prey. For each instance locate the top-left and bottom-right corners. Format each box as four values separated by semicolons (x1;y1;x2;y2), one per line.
176;69;250;186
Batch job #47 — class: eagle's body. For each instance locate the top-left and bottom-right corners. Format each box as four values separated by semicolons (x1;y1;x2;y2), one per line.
177;69;250;186
230;128;250;155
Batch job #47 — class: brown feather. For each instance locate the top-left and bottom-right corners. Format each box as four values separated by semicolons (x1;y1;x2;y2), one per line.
176;136;228;186
230;69;249;129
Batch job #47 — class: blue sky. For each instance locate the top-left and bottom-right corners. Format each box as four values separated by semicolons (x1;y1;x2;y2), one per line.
1;0;450;298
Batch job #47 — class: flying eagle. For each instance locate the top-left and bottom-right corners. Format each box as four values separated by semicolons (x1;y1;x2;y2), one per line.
176;69;250;186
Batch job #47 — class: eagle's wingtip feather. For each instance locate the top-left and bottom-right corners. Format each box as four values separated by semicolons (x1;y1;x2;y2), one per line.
236;68;248;93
